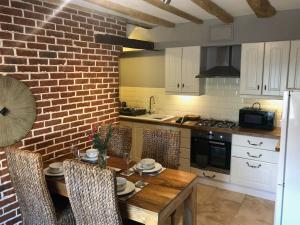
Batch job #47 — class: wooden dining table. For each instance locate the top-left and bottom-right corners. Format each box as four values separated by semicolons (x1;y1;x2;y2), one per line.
44;153;198;225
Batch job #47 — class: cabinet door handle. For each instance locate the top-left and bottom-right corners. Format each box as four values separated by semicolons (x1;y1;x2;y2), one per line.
177;83;180;88
247;140;263;146
257;85;260;90
182;83;184;88
247;152;262;158
202;172;216;179
264;85;267;91
246;162;261;168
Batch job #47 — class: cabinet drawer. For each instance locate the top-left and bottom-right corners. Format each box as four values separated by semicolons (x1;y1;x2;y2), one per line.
232;134;278;151
231;157;277;192
232;145;279;164
191;167;230;183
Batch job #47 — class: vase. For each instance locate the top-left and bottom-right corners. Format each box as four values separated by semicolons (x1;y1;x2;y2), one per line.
97;149;107;169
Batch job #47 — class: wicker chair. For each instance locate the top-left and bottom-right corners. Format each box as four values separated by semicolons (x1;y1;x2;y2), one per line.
63;159;123;225
142;128;181;169
5;148;75;225
99;125;132;158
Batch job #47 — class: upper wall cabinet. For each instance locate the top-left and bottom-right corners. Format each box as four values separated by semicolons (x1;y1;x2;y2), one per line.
240;43;265;95
287;40;300;89
240;41;290;97
263;41;290;96
165;46;204;95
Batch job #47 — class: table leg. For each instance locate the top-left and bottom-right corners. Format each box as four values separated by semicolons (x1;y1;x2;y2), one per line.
171;204;184;225
184;184;197;225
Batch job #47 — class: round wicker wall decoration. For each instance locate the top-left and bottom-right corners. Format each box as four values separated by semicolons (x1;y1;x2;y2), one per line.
0;76;36;147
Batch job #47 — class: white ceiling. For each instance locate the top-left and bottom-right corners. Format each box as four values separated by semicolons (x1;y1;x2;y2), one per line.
71;0;300;26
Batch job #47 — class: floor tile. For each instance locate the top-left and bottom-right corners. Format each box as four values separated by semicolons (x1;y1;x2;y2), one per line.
196;184;275;225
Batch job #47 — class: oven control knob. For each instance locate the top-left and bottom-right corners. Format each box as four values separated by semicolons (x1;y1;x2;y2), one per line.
220;135;223;139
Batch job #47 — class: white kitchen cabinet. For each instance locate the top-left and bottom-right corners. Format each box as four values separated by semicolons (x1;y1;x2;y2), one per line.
287;40;300;89
231;157;278;192
240;43;265;95
165;48;182;93
165;46;204;95
240;41;290;97
231;134;279;193
263;41;290;96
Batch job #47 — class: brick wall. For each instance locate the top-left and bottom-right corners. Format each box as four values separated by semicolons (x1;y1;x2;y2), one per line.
0;0;126;223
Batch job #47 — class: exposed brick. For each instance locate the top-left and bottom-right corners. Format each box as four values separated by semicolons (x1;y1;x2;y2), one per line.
4;57;27;65
0;6;22;16
29;58;48;65
46;30;63;38
14;33;36;42
37;36;55;44
0;65;16;72
11;0;33;10
39;51;57;58
0;31;12;40
0;1;125;223
48;44;65;52
24;10;44;20
27;42;47;50
1;23;24;33
72;14;86;23
18;65;38;72
0;14;11;23
14;17;35;26
34;5;53;15
16;49;37;57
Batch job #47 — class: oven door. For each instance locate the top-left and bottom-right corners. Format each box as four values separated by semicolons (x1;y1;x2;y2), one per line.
208;140;231;170
191;136;209;169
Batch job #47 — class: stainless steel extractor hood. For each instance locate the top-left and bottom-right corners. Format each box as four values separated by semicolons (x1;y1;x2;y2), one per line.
196;45;241;78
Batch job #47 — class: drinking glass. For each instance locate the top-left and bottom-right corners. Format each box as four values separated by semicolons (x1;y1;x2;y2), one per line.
123;152;132;175
136;165;146;188
70;142;80;159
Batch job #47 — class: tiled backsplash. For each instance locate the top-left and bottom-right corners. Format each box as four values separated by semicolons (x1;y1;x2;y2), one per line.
120;78;283;127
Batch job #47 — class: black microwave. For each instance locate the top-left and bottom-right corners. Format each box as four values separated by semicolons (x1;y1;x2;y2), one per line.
239;103;275;130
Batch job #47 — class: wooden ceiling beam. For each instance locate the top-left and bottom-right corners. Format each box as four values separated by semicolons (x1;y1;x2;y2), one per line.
45;0;153;29
84;0;175;27
142;0;203;24
191;0;234;23
247;0;276;18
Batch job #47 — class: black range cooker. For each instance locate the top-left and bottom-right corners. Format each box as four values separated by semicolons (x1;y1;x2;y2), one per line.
191;118;237;175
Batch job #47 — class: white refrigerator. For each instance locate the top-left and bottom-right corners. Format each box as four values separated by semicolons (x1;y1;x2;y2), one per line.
274;91;300;225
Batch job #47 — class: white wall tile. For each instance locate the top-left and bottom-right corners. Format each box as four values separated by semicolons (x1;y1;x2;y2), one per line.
120;78;283;127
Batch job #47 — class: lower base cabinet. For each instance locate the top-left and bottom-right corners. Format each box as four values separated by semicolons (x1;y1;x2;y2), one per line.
119;120;191;172
231;157;278;192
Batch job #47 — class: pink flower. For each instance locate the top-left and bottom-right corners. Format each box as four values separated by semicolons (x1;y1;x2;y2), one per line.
88;134;93;141
92;126;98;133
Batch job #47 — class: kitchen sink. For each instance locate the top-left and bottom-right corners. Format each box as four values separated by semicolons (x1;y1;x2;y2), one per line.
140;114;174;121
120;114;174;121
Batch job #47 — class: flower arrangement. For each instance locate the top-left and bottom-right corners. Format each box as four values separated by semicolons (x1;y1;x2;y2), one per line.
88;124;113;168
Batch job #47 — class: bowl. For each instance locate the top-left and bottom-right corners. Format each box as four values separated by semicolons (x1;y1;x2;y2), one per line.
86;149;98;158
49;162;63;174
116;177;127;192
140;158;155;169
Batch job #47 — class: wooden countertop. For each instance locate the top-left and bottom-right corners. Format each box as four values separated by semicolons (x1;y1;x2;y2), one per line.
119;116;281;140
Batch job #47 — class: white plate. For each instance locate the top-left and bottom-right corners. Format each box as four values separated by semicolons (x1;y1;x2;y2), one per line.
117;181;135;196
135;162;162;174
44;167;64;176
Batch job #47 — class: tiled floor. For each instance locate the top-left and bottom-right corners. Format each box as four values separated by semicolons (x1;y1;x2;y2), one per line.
197;184;275;225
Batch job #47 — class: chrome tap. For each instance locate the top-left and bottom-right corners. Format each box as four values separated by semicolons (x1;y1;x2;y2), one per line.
149;96;155;114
